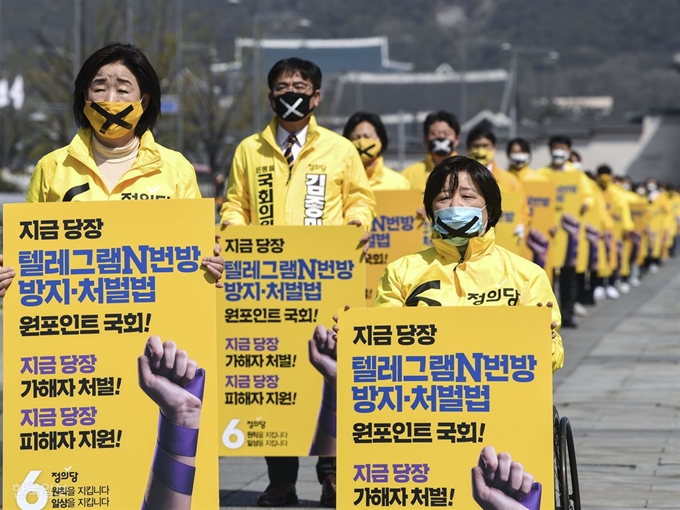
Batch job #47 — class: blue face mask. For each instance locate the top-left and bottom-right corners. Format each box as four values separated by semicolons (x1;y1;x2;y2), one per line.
433;206;487;246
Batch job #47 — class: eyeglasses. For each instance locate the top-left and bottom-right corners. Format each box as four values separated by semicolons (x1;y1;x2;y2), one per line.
273;82;313;94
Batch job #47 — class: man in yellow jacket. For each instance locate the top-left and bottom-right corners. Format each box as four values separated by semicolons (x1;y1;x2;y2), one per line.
220;57;375;508
596;165;634;293
537;136;594;328
220;58;375;231
401;110;460;192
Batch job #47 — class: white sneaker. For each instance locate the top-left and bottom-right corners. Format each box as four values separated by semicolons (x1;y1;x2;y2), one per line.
649;263;659;274
574;302;589;317
594;286;606;301
629;276;641;287
617;282;631;294
606;285;620;299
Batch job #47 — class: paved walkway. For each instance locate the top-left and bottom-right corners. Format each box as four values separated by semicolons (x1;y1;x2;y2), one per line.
552;262;680;510
1;258;679;509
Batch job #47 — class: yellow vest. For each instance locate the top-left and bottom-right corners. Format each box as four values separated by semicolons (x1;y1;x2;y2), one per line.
401;154;438;193
220;115;376;228
508;165;550;183
375;228;564;372
26;128;201;202
367;156;411;190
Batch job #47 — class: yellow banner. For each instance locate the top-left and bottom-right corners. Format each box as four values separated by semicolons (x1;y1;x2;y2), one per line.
338;306;554;509
578;192;603;274
520;181;556;278
649;200;666;259
216;225;365;456
629;202;648;233
2;200;219;510
551;173;583;268
494;191;523;255
365;191;425;306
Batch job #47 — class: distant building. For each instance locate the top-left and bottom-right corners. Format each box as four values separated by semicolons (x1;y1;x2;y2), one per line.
221;36;413;75
533;96;614;118
318;64;509;152
627;110;680;186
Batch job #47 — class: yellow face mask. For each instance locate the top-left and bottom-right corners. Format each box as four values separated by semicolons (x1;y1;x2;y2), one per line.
468;148;495;166
84;100;144;138
597;174;612;189
353;138;382;165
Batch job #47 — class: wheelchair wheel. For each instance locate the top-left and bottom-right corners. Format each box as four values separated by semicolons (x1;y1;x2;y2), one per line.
557;414;581;510
553;406;563;509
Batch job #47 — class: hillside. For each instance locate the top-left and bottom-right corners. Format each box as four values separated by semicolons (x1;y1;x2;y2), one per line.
0;0;677;172
3;0;678;117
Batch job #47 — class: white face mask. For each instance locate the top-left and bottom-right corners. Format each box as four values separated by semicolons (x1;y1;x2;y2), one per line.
551;149;570;164
572;162;583;170
509;153;530;167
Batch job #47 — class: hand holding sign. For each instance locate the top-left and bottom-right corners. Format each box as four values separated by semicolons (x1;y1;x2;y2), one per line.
0;254;15;298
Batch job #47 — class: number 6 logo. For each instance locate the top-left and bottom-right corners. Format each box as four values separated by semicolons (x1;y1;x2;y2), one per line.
16;471;48;510
222;418;245;449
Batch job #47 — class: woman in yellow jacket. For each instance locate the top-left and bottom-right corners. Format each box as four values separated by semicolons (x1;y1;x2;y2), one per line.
342;112;410;190
0;43;222;297
374;156;564;373
27;43;202;203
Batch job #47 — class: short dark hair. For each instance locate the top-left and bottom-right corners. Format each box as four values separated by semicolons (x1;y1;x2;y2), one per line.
506;137;531;155
423;110;460;138
466;126;497;149
342;112;389;153
596;164;613;175
423;156;502;228
549;135;572;149
73;43;161;137
267;57;322;91
570;150;582;162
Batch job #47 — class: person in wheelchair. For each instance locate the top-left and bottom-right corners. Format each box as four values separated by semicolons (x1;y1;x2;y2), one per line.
308;156;569;509
374;155;563;372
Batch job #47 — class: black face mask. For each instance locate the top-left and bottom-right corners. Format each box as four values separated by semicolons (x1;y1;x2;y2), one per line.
272;91;314;121
428;138;454;156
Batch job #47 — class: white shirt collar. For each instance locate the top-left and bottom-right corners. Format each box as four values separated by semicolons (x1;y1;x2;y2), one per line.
276;123;308;151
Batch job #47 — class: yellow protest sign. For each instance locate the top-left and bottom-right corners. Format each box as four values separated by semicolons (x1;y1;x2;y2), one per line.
338;306;554;509
216;225;364;456
365;191;424;306
550;173;583;268
649;200;666;259
630;201;648;233
627;201;647;268
520;181;556;278
494;191;523;255
577;191;603;274
3;200;219;510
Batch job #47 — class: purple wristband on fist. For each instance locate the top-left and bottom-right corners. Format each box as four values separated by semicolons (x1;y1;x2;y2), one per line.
520;482;542;510
149;368;206;499
157;368;206;456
